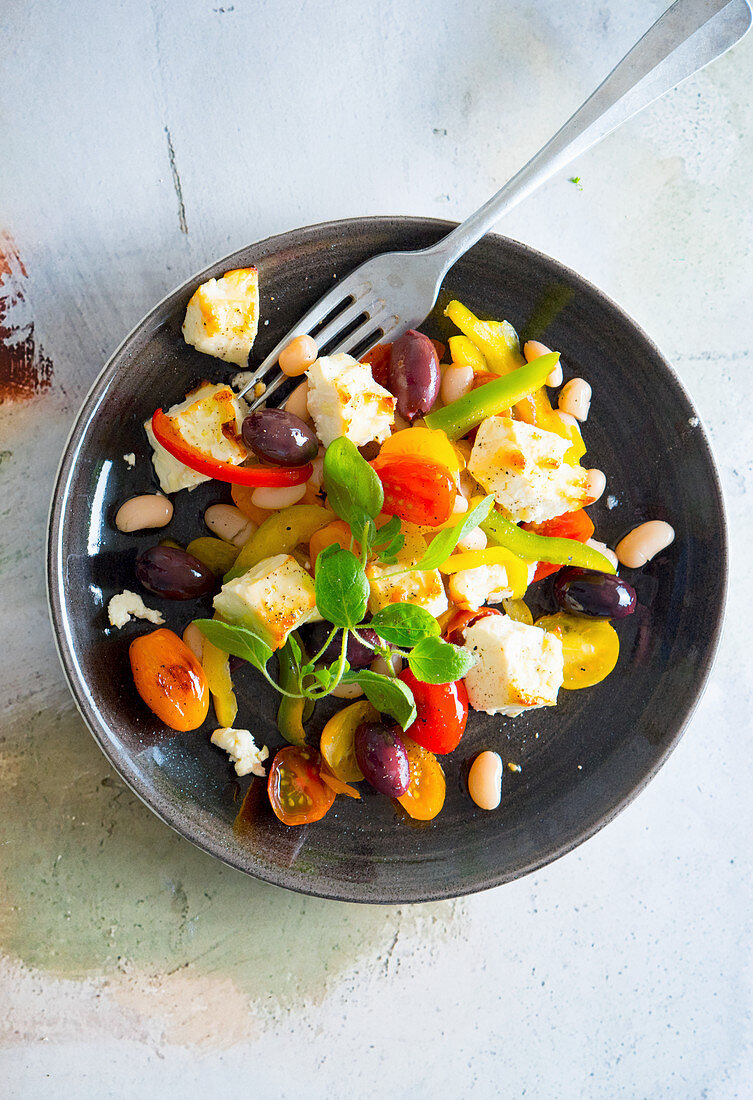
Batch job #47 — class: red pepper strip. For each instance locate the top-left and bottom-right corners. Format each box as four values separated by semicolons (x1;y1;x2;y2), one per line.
151;408;312;487
523;509;595;581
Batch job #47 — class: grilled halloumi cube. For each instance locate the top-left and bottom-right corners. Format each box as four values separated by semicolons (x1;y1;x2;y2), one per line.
213;554;318;651
468;416;589;524
306;353;395;448
462;614;563;717
182;267;259;366
448;563;514;611
366;521;448;618
144;382;249;494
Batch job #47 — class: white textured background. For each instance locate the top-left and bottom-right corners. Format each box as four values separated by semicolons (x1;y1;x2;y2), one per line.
1;1;752;1097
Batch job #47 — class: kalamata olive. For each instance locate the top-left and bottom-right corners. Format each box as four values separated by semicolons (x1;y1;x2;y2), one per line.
302;624;379;670
387;330;440;421
241;408;318;467
553;567;637;619
354;721;410;797
136;546;216;600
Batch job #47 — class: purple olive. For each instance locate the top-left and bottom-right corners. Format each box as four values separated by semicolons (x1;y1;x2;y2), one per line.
355;721;410;797
241;408;318;467
136;546;216;600
303;625;380;670
387;330;440;421
554;567;637;619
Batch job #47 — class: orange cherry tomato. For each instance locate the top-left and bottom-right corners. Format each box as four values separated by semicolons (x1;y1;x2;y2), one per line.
524;509;595;582
372;455;455;526
129;628;209;731
396;737;446;821
399;668;469;755
309;519;356;565
267;746;336;826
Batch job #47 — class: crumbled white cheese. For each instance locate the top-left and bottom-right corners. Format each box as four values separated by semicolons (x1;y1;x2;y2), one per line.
144;382;249;494
214;554;319;651
108;590;165;629
230;370;254;392
468;416;589;524
306;353;395;447
182;267;259;366
211;727;269;777
462;614;563;717
123;452;136;467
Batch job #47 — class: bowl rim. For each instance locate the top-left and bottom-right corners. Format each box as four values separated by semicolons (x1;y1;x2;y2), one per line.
46;215;728;903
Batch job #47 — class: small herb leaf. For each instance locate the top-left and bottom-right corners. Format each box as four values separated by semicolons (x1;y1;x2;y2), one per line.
407;636;477;684
413;495;495;571
370;604;441;648
341;669;417;730
194;619;273;674
323;437;384;530
314;546;369;629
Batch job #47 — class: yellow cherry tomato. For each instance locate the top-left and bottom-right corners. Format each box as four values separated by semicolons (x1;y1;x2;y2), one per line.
536;612;619;689
319;700;379;782
396;737;446;821
379;426;461;479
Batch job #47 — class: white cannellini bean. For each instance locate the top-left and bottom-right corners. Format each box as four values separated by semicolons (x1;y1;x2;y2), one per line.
370;653;403;677
115;494;173;533
558;378;592;422
204;503;256;546
251;482;307;510
584;468;607;504
585;538;619;570
457;527;487;552
279;334;318;377
616;521;675;569
524;339;563;387
284;379;311;422
440;363;474;405
468;750;503;810
331;680;364;700
182;622;205;662
308;454;324;489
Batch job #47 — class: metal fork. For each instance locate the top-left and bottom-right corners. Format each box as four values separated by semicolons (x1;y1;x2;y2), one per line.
238;0;750;410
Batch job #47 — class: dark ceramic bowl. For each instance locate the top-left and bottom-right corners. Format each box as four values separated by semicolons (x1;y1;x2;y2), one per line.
47;217;726;903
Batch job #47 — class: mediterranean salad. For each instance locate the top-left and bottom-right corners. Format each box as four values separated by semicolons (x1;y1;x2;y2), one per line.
110;266;674;825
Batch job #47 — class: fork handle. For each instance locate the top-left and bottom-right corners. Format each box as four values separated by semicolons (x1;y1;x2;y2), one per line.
425;0;751;275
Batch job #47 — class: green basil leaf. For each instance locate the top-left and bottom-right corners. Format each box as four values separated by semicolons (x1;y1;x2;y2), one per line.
323;437;384;530
286;633;302;671
407;636;477;684
314;547;369;629
370;604;441;648
413;495;495;571
372;514;401;549
341;669;417;730
194;619;273;675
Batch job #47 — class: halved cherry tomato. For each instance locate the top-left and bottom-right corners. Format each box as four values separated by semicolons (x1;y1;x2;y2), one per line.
129;628;209;731
319;699;378;782
399;668;468;755
267;746;336;825
379;425;461;480
362;343;392;387
443;606;502;646
536;611;619;689
372;455;455;526
525;509;595;582
396;737;446;821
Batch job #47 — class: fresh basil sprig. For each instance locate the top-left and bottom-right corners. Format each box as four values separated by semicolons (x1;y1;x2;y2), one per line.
194;618;273;674
412;495;495;571
340;669;417;730
322;437;383;533
407;636;477;684
314;545;369;629
369;604;440;648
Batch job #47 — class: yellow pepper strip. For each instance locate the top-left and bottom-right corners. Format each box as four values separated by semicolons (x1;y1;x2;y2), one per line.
187;536;239;576
439;546;531;597
379;425;462;478
445;299;585;458
202;634;238;727
449;334;488;372
502;597;534;625
225;504;331;581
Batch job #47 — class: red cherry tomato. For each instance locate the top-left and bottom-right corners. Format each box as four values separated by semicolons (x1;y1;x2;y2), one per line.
398;668;469;755
443;606;502;646
524;508;595;582
267;746;335;826
362;343;392;388
372;455;455;526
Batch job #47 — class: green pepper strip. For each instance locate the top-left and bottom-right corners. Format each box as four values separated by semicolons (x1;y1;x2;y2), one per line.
424;353;559;441
276;636;311;745
481;511;616;574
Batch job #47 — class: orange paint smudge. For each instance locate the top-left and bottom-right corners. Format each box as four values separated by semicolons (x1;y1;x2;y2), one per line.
0;231;53;403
